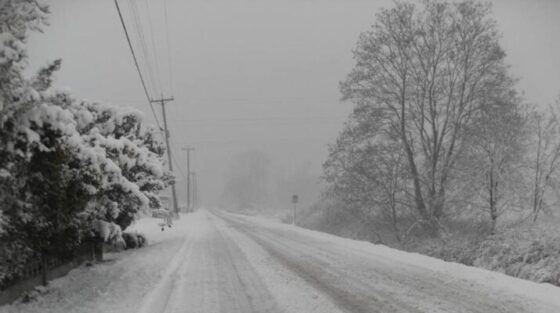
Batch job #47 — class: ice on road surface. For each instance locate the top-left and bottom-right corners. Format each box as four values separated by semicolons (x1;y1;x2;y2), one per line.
2;210;560;313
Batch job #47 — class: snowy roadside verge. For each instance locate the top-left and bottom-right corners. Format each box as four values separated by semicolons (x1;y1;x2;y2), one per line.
126;213;192;245
222;211;560;309
0;213;196;313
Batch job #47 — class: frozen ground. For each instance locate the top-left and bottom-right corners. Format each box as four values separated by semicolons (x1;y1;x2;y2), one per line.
0;213;196;313
2;210;560;313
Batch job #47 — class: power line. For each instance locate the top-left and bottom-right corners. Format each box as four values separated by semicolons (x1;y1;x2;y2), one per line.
185;136;332;146
162;0;174;96
115;0;181;214
153;97;180;216
169;141;189;183
114;0;163;130
166;116;344;124
128;0;160;97
185;95;338;102
181;146;194;211
143;0;164;96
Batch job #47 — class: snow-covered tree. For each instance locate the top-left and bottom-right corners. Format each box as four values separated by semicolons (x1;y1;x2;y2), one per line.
323;109;409;242
66;100;173;230
0;0;172;284
459;96;527;233
527;103;560;222
340;0;517;234
0;0;52;283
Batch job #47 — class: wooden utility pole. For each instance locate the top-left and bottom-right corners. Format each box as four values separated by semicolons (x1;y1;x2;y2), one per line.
192;172;197;210
182;147;194;212
151;97;179;217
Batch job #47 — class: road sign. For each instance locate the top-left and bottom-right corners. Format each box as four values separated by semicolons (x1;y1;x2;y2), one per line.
292;195;299;226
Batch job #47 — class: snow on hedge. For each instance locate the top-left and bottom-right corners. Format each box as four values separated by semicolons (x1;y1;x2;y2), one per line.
0;0;173;285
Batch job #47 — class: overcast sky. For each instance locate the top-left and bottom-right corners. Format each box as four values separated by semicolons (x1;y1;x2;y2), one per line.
27;0;560;208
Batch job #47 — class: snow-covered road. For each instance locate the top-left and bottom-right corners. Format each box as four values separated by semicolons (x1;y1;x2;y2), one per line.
3;210;560;313
217;212;560;313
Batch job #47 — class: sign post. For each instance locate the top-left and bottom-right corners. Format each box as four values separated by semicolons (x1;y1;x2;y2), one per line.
292;194;298;226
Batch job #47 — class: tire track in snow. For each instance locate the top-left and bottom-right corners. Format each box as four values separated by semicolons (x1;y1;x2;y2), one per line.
263;224;535;313
212;213;344;313
140;211;281;313
219;213;419;313
136;221;199;313
217;212;549;313
213;223;281;313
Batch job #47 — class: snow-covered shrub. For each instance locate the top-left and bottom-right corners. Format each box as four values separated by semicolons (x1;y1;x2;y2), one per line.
136;233;147;248
0;0;57;284
67;101;174;231
106;222;125;250
0;0;172;285
473;226;560;286
418;239;480;266
18;285;51;304
122;232;147;249
95;220;122;244
122;232;139;249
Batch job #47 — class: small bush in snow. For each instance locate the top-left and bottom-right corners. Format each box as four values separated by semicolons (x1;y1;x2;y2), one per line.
122;232;147;249
473;230;560;286
136;233;147;248
122;232;139;249
18;285;50;304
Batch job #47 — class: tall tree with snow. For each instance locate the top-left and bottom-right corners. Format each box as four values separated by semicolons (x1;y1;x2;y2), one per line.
0;0;172;284
526;101;560;222
339;0;517;234
323;106;409;242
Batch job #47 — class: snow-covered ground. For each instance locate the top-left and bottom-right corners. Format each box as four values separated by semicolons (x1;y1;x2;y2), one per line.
2;210;560;313
219;211;560;312
0;213;197;313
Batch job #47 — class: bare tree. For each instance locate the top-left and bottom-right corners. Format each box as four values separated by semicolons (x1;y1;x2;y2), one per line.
528;102;560;222
340;1;516;234
323;110;409;242
462;99;526;233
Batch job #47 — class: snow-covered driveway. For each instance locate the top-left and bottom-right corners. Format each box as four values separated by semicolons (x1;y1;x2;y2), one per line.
3;210;560;313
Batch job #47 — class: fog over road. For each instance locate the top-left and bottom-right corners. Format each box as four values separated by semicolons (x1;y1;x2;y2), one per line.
140;211;560;313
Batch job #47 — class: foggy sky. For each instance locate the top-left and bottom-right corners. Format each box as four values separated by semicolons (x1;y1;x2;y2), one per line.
27;0;560;208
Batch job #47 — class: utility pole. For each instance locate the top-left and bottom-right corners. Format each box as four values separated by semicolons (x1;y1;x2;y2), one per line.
292;194;298;226
151;97;179;218
192;172;197;210
182;147;194;212
195;172;200;209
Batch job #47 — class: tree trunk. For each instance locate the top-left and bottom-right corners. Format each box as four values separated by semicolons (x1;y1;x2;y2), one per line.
490;212;497;235
400;124;429;222
93;237;104;262
489;169;498;235
533;195;544;223
432;187;445;219
390;189;401;242
40;253;47;286
398;74;429;222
